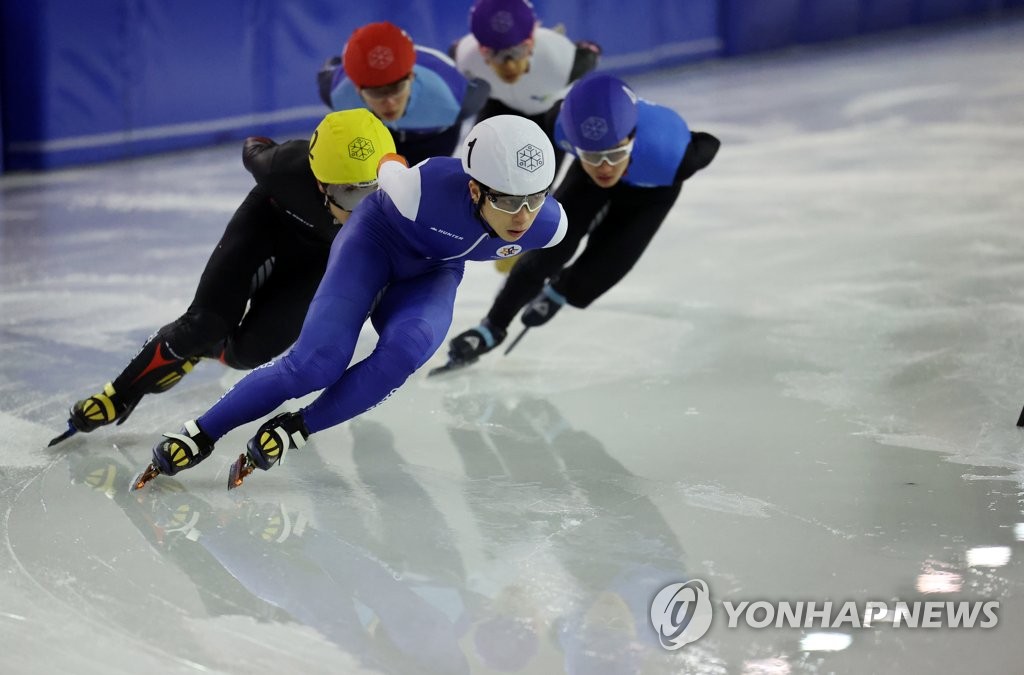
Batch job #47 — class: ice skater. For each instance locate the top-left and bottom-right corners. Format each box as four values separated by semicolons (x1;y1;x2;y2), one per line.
52;110;395;446
451;0;601;150
318;21;490;166
131;115;567;490
438;73;720;371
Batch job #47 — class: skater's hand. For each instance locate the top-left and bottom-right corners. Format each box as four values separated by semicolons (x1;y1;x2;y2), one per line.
242;136;276;172
520;285;566;327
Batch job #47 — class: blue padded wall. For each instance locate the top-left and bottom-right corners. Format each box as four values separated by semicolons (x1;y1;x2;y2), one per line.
0;0;1020;171
0;0;721;170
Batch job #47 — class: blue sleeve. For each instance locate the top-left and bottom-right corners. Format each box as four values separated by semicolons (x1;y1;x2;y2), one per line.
401;65;463;130
623;102;691;188
553;112;577;157
330;78;366;113
414;46;467;100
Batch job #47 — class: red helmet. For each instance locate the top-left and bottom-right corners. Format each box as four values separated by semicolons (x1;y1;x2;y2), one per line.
342;22;416;88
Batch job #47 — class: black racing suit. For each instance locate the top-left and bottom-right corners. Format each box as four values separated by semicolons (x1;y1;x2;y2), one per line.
110;138;340;402
485;131;721;330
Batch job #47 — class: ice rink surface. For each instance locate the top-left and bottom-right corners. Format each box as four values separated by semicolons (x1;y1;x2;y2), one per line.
2;16;1024;675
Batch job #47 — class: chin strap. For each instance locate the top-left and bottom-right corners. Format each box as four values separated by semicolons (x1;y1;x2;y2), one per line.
472;196;499;238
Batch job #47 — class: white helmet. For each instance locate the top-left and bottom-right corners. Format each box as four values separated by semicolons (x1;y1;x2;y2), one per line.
461;115;555;195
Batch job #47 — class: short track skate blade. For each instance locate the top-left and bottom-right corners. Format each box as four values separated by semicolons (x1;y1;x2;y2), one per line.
228;453;255;491
47;423;78;447
130;463;161;491
1017;404;1024;427
426;359;474;378
503;327;530;356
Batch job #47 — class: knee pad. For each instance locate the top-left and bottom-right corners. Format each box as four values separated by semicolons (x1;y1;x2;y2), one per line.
381;317;439;373
277;344;352;393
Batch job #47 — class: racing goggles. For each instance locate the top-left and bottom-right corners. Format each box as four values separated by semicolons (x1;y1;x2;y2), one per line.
484;42;531;63
361;75;412;101
483;188;548;214
325;181;378;212
576;138;635;167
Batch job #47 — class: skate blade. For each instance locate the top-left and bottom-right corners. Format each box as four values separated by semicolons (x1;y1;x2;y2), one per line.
130;463;162;491
47;423;78;447
503;327;530;356
427;360;474;378
227;453;255;490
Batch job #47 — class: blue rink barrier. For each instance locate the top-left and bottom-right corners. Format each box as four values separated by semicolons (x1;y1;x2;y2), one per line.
0;0;1019;171
721;0;1019;55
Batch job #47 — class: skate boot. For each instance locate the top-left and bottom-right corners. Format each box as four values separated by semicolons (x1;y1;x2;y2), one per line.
132;419;215;491
428;319;507;376
228;412;309;490
146;355;201;393
520;284;566;327
50;353;201;448
69;383;139;433
127;338;201;395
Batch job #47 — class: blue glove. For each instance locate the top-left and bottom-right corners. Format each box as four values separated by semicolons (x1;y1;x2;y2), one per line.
521;285;566;327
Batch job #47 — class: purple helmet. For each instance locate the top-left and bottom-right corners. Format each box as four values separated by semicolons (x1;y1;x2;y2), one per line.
560;73;640;151
470;0;537;51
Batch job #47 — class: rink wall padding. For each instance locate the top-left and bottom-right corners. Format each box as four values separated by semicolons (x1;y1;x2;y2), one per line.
0;0;1019;171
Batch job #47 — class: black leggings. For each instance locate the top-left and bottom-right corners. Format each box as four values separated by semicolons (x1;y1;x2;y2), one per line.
112;188;330;395
486;162;682;330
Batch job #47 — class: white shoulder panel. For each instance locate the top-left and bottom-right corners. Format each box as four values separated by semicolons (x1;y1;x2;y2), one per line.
379;160;423;221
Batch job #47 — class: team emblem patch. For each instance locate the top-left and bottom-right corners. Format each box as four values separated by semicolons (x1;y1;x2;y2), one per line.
496;244;522;258
580;116;609;141
348;136;374;160
489;10;515;34
516;144;544;172
367;46;395;70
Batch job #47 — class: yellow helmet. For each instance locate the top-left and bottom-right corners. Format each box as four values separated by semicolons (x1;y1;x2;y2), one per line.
308;109;396;185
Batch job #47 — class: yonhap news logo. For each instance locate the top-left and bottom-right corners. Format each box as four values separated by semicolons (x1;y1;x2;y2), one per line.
650;579;999;650
650;580;714;649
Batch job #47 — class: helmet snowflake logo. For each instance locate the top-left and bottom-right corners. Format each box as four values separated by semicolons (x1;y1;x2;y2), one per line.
367;46;395;70
348;137;375;161
516;143;544;172
489;11;515;34
580;116;609;141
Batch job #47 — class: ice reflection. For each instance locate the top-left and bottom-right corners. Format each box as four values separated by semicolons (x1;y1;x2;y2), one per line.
444;391;708;673
965;546;1012;568
799;632;852;652
741;656;792;675
69;432;472;675
914;571;964;594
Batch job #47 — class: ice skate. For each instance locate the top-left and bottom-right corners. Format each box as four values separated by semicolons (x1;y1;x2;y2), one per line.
228;412;309;490
132;419;215;491
49;383;139;447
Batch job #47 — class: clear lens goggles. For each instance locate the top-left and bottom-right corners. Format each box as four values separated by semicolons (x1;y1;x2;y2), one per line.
361;75;412;101
483;189;548;215
485;43;531;63
326;181;378;212
576;138;635;167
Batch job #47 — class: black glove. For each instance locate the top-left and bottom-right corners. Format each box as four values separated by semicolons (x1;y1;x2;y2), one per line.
242;136;276;173
520;285;566;327
447;319;507;364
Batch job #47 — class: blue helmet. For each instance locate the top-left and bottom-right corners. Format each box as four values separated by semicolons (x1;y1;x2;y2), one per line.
560;73;639;151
